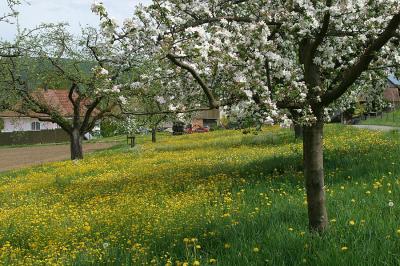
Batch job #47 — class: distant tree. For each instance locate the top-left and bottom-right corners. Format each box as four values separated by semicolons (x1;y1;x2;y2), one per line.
2;25;138;160
0;0;19;25
0;0;20;106
132;101;170;143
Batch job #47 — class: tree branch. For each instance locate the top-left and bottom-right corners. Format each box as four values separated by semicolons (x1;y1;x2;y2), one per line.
321;12;400;105
80;96;104;134
310;0;332;60
166;53;220;108
123;106;218;116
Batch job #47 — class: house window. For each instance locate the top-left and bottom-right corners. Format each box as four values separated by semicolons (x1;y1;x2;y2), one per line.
31;122;41;131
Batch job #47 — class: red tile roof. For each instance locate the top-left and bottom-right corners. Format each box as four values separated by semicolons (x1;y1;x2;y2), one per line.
0;89;97;118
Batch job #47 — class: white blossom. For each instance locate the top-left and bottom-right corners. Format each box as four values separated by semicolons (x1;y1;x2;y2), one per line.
155;96;166;104
119;95;127;105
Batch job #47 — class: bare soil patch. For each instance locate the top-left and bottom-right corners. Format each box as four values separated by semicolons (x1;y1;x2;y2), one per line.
0;142;117;172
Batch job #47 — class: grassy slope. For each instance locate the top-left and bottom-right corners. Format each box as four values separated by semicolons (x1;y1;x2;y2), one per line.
360;108;400;127
0;125;399;265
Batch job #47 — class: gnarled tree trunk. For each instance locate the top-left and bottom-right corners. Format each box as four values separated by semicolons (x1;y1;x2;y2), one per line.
303;117;328;232
152;127;157;143
70;128;83;160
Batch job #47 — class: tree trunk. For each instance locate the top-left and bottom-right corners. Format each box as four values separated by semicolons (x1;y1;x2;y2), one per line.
294;123;303;139
289;110;303;139
303;119;328;232
70;129;83;160
151;127;157;143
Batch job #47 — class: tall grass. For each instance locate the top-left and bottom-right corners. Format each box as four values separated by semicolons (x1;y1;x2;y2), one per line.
0;125;399;265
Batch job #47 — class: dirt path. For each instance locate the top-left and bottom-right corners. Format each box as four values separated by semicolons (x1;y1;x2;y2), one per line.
0;142;117;172
352;125;400;132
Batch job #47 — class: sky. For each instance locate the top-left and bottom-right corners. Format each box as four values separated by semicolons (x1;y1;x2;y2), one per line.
0;0;152;40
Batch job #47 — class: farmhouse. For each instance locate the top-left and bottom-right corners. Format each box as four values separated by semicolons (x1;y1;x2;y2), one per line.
0;89;99;145
192;109;220;128
0;90;80;133
384;75;400;105
0;111;60;133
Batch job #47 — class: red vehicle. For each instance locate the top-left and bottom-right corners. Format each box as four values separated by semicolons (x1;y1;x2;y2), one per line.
185;125;210;134
193;126;210;133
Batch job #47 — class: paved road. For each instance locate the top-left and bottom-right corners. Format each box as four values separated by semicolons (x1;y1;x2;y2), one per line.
0;142;117;172
352;125;400;132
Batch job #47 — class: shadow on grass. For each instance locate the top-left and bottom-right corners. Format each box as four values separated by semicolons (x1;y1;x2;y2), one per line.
154;130;295;153
39;130;399;205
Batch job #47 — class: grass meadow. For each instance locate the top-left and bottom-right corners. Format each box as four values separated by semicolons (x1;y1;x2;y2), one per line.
0;125;399;265
360;108;400;127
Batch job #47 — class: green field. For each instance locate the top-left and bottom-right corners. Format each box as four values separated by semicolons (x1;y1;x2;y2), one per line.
0;125;399;265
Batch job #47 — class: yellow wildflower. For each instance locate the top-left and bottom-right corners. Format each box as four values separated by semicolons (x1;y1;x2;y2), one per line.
209;258;217;264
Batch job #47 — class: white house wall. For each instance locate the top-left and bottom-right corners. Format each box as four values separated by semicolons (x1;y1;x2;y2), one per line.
1;117;60;133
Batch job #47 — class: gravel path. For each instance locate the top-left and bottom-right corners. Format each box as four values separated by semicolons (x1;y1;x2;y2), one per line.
0;142;117;172
352;125;400;132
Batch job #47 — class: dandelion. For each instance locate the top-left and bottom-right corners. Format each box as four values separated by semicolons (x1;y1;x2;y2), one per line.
388;201;394;207
349;220;355;225
195;245;201;249
253;247;260;253
224;243;231;249
193;261;200;266
102;242;110;249
288;227;294;231
341;246;348;251
209;259;217;264
83;224;91;232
